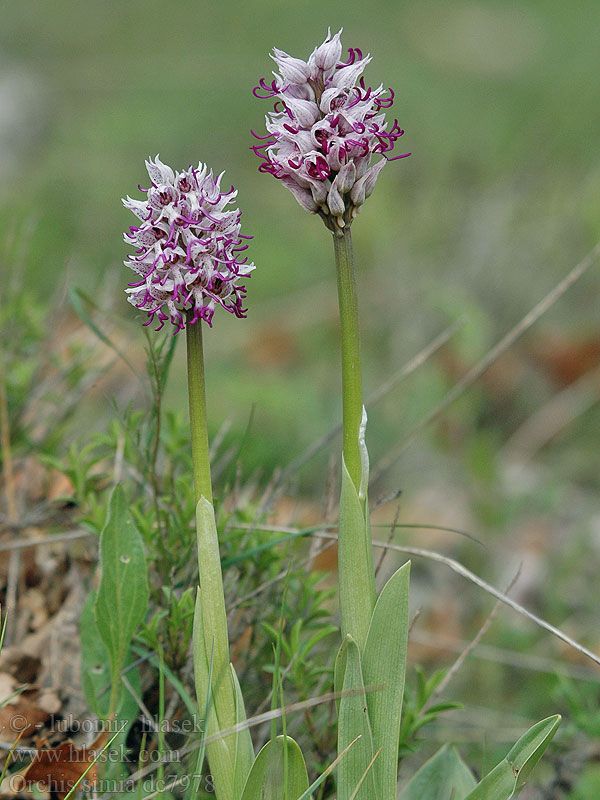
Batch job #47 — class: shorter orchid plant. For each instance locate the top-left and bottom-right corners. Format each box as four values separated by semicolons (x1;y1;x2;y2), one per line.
124;158;255;799
98;28;563;800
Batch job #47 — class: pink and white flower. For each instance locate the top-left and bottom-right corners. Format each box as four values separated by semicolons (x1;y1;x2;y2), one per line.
123;157;255;332
252;29;409;229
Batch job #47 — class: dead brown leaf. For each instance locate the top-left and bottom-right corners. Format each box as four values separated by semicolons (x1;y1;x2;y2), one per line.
15;730;110;799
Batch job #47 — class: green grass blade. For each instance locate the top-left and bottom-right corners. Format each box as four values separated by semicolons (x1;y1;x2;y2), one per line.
463;715;561;799
0;609;8;652
131;643;198;719
362;561;411;798
398;744;476;800
62;723;126;800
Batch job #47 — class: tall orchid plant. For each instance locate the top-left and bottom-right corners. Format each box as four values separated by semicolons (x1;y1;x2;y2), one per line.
251;28;560;800
252;28;411;799
115;29;561;800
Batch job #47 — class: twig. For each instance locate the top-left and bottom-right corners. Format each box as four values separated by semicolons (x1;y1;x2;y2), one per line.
0;528;95;553
0;359;19;646
502;365;600;463
374;501;401;579
408;631;600;682
121;673;159;733
372;240;600;482
265;318;466;502
311;531;600;666
424;567;522;708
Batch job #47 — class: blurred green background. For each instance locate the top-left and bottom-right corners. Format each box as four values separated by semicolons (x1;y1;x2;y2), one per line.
2;0;599;492
2;0;600;782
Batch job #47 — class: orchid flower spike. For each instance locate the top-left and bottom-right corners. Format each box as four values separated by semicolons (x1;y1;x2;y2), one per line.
123;157;255;332
252;28;410;233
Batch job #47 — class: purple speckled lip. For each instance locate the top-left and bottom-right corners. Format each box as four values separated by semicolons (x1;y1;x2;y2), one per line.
122;157;255;333
251;29;410;225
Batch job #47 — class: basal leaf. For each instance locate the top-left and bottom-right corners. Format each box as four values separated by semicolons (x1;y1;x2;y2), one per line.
195;496;235;728
464;715;561;800
95;485;149;714
398;744;476;800
240;735;309;800
80;592;111;718
231;664;255;799
193;589;234;800
337;635;378;800
80;590;141;791
362;562;410;799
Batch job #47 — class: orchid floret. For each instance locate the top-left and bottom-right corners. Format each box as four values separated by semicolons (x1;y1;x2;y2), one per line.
123;157;254;332
252;29;410;231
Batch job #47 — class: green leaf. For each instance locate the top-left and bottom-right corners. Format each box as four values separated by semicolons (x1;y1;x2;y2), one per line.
338;457;376;652
193;589;234;800
231;664;255;798
195;497;235;727
334;631;348;714
80;590;141;792
296;736;360;800
362;562;411;799
95;485;149;714
80;591;110;718
464;715;561;799
337;635;378;800
240;735;309;800
398;745;476;800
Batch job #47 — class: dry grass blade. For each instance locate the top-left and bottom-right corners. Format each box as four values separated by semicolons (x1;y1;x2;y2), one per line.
311;532;600;666
268;318;466;498
297;736;362;800
408;631;600;682
424;568;522;709
372;240;600;482
0;358;19;646
0;730;25;785
0;528;94;553
349;746;382;800
502;364;600;463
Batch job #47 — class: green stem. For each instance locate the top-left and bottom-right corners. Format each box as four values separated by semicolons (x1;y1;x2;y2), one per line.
186;314;213;504
333;228;364;492
333;226;376;650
